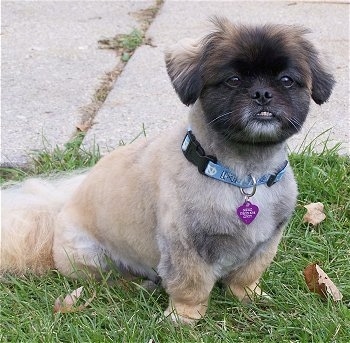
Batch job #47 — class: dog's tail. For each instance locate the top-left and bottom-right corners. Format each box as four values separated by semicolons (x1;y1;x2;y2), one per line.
0;173;87;275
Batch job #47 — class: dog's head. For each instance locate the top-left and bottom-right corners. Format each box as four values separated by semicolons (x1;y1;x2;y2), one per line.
165;17;335;144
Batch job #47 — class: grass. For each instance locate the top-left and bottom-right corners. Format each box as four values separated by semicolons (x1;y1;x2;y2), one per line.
98;29;144;62
0;140;349;342
0;133;101;185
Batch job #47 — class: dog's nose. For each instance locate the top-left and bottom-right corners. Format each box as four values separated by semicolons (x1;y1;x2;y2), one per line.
251;89;273;106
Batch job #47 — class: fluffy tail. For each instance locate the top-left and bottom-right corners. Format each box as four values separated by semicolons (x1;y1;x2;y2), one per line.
0;173;87;275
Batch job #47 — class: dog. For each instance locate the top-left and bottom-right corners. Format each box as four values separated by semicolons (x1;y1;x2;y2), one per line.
1;17;334;324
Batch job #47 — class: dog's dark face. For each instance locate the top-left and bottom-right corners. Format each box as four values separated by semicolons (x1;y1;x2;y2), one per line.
166;18;335;144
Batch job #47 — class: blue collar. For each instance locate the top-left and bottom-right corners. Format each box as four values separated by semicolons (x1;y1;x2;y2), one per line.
181;130;288;189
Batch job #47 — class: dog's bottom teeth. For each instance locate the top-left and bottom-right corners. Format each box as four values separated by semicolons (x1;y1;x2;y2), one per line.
257;111;273;117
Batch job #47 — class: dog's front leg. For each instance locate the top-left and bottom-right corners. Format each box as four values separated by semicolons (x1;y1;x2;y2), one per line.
223;236;281;302
158;243;216;325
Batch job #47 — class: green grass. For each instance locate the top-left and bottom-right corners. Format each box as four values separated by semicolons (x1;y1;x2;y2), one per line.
1;141;349;342
98;29;144;62
0;133;101;184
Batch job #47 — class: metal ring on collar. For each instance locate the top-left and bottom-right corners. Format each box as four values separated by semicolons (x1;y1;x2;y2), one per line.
240;175;257;198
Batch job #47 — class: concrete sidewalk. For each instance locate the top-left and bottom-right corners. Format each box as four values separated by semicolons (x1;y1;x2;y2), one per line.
1;0;349;168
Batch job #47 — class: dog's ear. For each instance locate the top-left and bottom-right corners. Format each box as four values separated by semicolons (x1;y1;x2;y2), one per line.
307;50;335;105
165;38;203;106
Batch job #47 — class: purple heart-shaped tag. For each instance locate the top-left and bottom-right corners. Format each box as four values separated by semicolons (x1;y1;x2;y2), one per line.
237;201;259;225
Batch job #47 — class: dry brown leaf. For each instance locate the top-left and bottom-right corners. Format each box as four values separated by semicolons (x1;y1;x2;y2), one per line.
303;202;326;225
303;263;343;301
53;286;96;313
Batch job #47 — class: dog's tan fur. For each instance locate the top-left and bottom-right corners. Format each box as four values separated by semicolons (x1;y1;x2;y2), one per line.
1;175;85;274
1;18;334;324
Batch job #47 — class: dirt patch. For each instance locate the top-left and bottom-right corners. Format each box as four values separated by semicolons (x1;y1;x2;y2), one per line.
132;0;164;32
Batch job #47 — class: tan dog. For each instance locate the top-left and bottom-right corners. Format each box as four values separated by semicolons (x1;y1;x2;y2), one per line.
1;17;334;324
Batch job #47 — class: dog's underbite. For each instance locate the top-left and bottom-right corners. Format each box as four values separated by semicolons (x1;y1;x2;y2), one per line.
1;17;335;324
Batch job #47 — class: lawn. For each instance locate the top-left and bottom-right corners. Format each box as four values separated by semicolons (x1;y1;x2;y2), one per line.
1;138;349;342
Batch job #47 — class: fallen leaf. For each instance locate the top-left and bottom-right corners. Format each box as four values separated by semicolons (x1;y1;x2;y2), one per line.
303;202;326;225
303;263;343;301
53;286;96;313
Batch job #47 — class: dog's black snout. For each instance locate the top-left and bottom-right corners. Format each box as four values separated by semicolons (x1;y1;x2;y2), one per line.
251;89;273;105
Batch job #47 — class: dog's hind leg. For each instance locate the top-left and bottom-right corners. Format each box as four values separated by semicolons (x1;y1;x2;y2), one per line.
52;213;108;279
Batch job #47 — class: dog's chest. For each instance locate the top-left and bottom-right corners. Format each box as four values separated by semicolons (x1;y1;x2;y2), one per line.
185;177;296;277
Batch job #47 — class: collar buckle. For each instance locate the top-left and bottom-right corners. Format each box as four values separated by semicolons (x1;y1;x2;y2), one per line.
182;131;217;174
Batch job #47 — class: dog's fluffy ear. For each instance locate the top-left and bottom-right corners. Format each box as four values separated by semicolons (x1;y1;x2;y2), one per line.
165;38;203;106
307;50;335;105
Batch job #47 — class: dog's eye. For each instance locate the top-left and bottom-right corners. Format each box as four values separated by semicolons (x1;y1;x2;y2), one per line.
225;76;241;88
280;76;294;88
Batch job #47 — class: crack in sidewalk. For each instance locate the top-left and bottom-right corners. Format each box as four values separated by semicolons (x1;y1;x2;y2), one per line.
72;0;164;144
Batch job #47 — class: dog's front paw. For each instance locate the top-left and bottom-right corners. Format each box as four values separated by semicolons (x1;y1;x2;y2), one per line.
163;307;197;325
229;282;271;303
163;301;207;325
